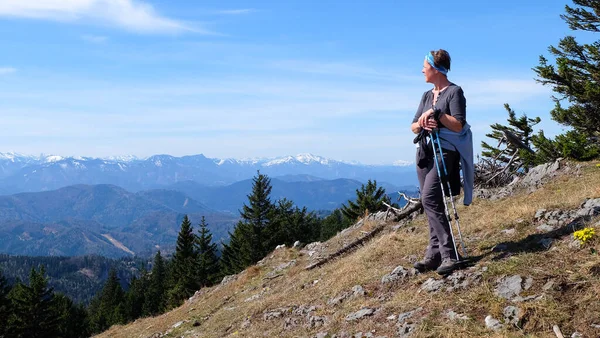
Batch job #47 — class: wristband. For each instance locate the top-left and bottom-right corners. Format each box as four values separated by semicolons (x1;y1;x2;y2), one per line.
432;108;443;122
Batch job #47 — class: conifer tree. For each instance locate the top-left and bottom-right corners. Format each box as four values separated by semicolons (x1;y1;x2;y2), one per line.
239;171;275;262
220;229;248;276
533;0;600;160
480;103;541;171
266;198;321;247
195;217;220;287
319;208;352;241
124;272;147;321
0;270;11;337
341;180;389;220
168;216;200;306
143;251;167;315
6;266;60;338
88;268;125;333
53;293;90;338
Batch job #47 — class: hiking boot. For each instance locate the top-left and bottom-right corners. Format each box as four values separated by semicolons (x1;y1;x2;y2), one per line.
436;258;461;275
413;257;441;272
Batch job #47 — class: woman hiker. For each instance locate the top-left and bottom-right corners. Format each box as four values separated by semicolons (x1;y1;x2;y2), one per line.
410;49;474;275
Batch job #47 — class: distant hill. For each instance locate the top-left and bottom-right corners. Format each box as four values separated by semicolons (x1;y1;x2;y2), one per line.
0;152;417;195
0;185;236;258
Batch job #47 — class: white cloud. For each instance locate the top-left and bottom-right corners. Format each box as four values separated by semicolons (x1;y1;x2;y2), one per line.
0;0;206;34
217;9;256;15
0;67;16;75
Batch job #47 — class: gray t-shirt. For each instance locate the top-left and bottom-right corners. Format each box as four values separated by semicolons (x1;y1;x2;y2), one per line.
412;83;467;128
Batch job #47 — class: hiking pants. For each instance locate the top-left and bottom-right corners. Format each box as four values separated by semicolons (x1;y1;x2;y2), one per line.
416;147;459;260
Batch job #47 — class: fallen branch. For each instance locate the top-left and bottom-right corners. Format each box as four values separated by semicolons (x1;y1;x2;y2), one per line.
305;198;422;270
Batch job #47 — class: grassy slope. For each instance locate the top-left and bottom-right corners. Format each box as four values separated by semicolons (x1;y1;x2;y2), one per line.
97;161;600;338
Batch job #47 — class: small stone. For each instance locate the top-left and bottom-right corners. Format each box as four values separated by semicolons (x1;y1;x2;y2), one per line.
172;321;184;328
591;323;600;329
501;228;516;235
397;307;422;325
571;332;583;338
524;277;533;290
535;209;546;219
495;275;523;299
387;315;397;320
293;241;301;248
345;308;375;321
315;332;329;338
445;310;469;321
536;224;555;232
275;244;286;250
543;279;555;291
503;306;522;325
421;278;445;293
485;315;504;331
352;285;366;297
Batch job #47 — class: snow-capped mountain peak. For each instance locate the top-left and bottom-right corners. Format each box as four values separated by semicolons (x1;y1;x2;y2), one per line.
393;160;413;167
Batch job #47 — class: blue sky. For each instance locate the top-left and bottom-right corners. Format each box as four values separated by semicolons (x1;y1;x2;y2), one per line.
0;0;579;164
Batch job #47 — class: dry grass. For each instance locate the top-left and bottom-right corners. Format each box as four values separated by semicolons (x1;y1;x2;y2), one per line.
97;161;600;338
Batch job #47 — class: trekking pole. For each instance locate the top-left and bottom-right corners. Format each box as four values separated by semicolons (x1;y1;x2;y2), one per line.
429;130;468;259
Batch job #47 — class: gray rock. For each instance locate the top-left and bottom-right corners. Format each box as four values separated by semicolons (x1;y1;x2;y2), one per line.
543;279;555;291
590;323;600;328
345;308;375;321
308;315;327;328
503;306;522;325
536;224;555;233
519;160;560;188
352;285;366;297
397;323;417;337
501;228;516;235
293;241;301;248
523;277;533;290
445;310;469;321
485;315;504;331
381;266;410;284
315;332;329;338
571;332;583;338
495;275;523;299
397;307;422;325
535;209;547;220
221;274;237;285
328;292;351;306
421;278;445;293
172;321;184;328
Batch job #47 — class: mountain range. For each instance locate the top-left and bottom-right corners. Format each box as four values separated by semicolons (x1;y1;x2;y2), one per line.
0;152;418;258
0;152;416;195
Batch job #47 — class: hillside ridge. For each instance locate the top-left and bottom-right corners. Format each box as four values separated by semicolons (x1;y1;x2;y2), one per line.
97;160;600;338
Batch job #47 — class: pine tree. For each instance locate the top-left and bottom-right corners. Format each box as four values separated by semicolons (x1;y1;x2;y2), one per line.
143;251;167;315
88;268;125;333
267;198;321;247
480;104;541;171
220;228;248;276
6;266;60;338
0;270;12;337
53;293;90;338
195;217;220;287
169;216;200;306
341;180;389;220
533;0;600;160
124;272;147;321
239;171;275;263
320;209;352;241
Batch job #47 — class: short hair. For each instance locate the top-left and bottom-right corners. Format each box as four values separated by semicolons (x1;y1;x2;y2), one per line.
430;49;451;72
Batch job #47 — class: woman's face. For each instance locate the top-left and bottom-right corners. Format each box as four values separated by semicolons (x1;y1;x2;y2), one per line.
422;59;436;83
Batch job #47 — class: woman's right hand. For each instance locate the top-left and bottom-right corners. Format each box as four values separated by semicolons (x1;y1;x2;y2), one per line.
418;108;438;131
